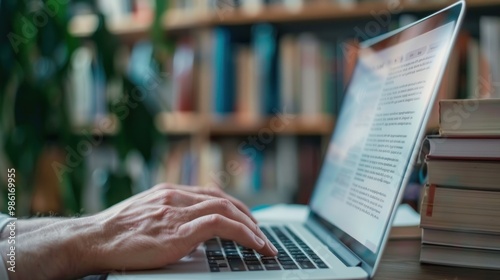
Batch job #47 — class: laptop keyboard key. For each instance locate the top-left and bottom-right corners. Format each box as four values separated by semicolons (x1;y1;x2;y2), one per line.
209;266;220;272
317;262;329;268
312;258;328;267
298;261;316;269
207;256;225;261
278;252;289;258
282;264;299;270
262;259;278;265
228;259;246;271
247;264;264;271
279;260;296;266
264;264;282;270
205;244;221;251
206;251;223;256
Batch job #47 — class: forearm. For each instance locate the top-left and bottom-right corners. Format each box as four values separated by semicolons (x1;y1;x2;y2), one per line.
0;218;66;239
0;216;100;280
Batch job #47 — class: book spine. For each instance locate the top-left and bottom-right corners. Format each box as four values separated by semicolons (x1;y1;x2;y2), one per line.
253;24;279;116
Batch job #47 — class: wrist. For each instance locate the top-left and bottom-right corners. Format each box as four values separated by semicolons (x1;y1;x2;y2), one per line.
59;216;104;277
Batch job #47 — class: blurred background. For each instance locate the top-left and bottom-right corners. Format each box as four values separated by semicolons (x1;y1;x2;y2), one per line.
0;0;499;217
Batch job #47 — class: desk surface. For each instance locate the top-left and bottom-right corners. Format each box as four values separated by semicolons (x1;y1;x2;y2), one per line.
375;239;500;280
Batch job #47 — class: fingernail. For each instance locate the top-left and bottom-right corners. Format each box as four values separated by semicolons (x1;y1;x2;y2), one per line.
255;235;265;247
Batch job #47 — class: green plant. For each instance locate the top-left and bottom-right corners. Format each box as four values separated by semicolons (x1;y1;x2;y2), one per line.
0;0;85;215
0;0;169;215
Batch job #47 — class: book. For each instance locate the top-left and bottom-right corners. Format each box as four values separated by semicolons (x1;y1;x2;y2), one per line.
235;45;259;123
276;136;298;192
422;228;500;250
423;136;500;160
253;24;279;115
336;38;358;114
420;244;500;270
172;38;195;111
213;27;235;115
296;138;321;204
279;35;299;114
321;41;336;115
298;33;322;117
466;38;481;98
420;185;500;233
480;16;500;98
439;99;500;136
426;160;500;190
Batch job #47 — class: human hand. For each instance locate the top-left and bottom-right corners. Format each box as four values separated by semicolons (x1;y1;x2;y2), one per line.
83;183;277;272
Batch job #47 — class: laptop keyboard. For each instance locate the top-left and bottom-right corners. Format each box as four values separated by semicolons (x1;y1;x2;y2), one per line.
204;226;329;272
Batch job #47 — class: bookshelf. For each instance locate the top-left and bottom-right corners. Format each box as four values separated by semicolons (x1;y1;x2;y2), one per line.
163;0;500;31
65;0;500;209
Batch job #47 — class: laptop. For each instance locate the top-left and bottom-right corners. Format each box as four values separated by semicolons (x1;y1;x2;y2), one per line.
110;2;465;279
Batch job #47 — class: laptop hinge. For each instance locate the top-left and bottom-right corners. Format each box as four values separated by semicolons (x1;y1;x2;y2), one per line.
305;214;362;267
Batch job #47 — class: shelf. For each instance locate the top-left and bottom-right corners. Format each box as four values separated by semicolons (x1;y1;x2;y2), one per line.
72;115;118;136
155;112;203;135
209;115;334;136
163;0;500;31
155;112;334;136
69;14;151;39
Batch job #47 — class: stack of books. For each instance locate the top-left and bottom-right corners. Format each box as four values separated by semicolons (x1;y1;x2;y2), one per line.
420;99;500;270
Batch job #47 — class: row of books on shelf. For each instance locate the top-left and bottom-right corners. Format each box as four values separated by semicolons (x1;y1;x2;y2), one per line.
171;15;500;124
416;17;500;129
419;99;500;270
156;137;322;204
448;17;500;100
171;25;358;120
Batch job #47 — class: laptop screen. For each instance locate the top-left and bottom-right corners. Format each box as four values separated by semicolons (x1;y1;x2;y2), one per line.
309;1;463;271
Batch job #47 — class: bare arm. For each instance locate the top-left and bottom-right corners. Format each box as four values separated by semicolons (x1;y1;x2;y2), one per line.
0;217;65;239
0;217;96;279
0;184;277;280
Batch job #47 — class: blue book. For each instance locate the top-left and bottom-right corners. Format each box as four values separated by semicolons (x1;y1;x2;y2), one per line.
213;28;235;115
322;42;336;115
251;150;264;193
253;24;279;116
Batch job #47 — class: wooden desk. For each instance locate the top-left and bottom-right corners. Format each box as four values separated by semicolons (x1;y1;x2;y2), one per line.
375;239;500;280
